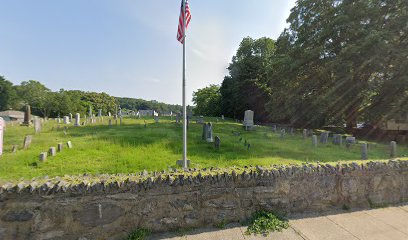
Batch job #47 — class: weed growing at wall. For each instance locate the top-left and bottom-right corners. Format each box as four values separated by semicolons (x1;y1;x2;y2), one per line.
244;210;289;236
126;228;150;240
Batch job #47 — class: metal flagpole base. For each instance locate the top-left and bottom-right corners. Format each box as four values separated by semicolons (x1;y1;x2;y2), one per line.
176;160;191;168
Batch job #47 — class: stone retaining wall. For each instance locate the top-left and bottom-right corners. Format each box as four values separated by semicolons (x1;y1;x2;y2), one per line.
1;160;407;240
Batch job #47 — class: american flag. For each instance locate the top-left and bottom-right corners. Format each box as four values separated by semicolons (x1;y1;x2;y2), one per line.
177;0;191;44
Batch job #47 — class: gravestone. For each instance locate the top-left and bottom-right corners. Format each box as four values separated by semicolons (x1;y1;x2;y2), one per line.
390;141;397;158
57;143;63;152
303;129;308;139
221;115;224;120
198;116;204;124
12;145;18;153
23;135;33;149
176;114;180;123
34;117;42;133
312;135;318;147
98;109;102;117
49;147;56;157
39;152;47;162
243;110;254;130
63;116;70;124
206;123;213;143
23;105;32;126
361;143;368;160
202;124;208;140
345;137;356;144
119;116;123;125
333;134;342;145
214;136;220;149
0;117;4;156
154;116;159;123
108;119;112;126
69;113;73;122
280;129;286;139
74;113;81;126
272;125;277;132
108;112;112;118
320;132;329;143
67;141;73;149
88;106;92;118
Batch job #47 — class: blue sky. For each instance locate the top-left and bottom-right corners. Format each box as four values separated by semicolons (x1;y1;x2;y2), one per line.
0;0;296;105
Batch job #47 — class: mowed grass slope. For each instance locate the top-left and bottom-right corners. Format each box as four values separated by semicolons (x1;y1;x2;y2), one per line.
1;117;407;182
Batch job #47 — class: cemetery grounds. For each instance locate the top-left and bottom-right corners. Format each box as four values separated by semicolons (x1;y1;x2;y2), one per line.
1;117;407;184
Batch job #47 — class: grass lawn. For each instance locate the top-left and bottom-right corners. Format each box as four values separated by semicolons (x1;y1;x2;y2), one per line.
1;117;407;182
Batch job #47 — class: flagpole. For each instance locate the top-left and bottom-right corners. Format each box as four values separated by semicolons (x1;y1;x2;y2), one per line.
182;0;188;169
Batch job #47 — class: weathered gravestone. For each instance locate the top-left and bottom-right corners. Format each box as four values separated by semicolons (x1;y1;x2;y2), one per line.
206;123;214;143
332;134;342;145
243;110;254;130
320;132;329;144
289;127;294;135
74;113;81;126
23;135;33;149
303;129;308;139
361;143;368;160
57;143;63;152
67;141;73;149
49;147;56;157
39;152;47;162
221;115;224;120
214;136;220;149
98;109;102;117
12;145;18;153
63;116;70;124
280;129;286;139
108;119;112;126
0;117;4;156
197;116;204;124
202;124;208;140
345;136;356;144
272;125;277;132
34;117;42;133
22;105;32;126
390;141;397;158
312;135;318;147
154;116;159;123
69;113;73;122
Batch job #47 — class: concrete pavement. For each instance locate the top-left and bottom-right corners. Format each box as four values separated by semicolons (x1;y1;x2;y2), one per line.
149;204;408;240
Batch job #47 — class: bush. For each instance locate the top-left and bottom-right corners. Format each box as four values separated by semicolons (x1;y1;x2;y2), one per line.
126;228;151;240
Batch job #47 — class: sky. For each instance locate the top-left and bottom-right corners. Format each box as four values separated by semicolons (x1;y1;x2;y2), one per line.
0;0;296;105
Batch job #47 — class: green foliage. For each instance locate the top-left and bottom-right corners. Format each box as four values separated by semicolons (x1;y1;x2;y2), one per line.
0;76;18;111
220;37;275;122
218;0;408;128
192;84;221;116
116;97;181;113
126;228;151;240
244;210;289;236
214;219;228;229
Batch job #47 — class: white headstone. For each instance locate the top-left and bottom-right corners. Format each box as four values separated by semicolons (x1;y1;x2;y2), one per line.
74;113;81;126
98;109;102;117
63;116;70;124
0;117;4;156
34;117;42;133
243;110;254;129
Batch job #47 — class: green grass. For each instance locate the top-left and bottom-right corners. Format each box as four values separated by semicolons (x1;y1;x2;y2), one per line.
1;116;407;183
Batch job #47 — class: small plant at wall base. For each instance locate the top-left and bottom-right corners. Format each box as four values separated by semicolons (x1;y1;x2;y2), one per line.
244;210;289;236
126;228;150;240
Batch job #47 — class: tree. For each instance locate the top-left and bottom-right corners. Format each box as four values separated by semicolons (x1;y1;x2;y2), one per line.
16;80;52;117
192;85;221;116
220;37;276;122
0;76;18;111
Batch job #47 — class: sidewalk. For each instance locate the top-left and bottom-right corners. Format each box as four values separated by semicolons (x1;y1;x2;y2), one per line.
149;204;408;240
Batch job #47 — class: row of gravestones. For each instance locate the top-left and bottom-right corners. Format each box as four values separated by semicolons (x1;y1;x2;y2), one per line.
39;141;73;161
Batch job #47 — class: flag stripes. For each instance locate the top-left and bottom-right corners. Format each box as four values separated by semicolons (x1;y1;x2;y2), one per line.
177;0;191;44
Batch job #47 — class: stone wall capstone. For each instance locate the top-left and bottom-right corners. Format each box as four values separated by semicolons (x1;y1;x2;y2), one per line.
0;160;407;239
